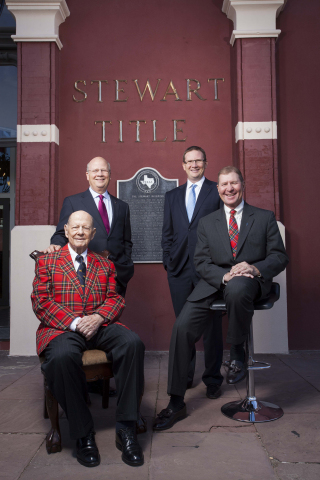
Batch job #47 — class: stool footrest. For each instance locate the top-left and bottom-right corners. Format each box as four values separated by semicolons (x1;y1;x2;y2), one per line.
221;398;284;423
248;360;271;371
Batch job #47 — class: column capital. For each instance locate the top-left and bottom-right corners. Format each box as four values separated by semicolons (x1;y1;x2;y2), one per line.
222;0;287;46
6;0;70;50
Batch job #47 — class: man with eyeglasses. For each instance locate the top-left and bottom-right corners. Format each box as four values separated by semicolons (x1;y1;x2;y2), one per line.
44;156;133;297
160;146;223;411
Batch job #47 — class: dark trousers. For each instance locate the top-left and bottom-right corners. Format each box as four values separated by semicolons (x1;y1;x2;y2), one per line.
168;276;260;397
41;324;145;440
168;259;223;386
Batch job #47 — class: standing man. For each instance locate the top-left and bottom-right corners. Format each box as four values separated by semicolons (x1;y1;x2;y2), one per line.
154;166;288;431
44;157;133;297
32;211;145;467
161;146;223;398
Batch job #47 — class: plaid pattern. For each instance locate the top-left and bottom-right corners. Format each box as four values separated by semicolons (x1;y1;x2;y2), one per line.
31;244;125;355
229;209;239;258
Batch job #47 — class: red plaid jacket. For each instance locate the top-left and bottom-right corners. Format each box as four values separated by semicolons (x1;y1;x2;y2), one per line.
31;245;125;355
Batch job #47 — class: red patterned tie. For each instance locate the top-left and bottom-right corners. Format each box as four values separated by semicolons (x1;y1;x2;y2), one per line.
98;194;110;234
229;209;238;258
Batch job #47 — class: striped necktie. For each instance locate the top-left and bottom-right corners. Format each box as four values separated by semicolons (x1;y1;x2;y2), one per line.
229;209;239;258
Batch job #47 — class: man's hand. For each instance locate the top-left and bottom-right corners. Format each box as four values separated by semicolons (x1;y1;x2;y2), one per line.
76;314;105;340
230;262;260;278
42;245;62;254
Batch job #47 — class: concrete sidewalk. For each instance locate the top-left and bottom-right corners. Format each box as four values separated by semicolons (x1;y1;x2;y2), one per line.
0;350;319;480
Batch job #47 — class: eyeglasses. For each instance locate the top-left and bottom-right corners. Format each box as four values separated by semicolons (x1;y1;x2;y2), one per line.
88;169;109;174
184;160;205;165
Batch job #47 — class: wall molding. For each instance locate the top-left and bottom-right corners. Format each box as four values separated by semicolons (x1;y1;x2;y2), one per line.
235;121;277;142
6;0;70;50
222;0;287;45
17;124;59;144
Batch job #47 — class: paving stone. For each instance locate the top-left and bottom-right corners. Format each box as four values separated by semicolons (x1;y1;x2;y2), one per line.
0;433;44;480
0;399;48;433
256;413;320;463
155;396;248;431
19;463;149;480
144;352;161;369
150;430;277;480
274;461;320;480
277;352;320;391
0;377;43;400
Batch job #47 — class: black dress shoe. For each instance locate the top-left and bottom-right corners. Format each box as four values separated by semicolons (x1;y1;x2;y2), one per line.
226;360;247;385
153;404;187;431
76;431;100;467
116;428;144;467
206;384;222;399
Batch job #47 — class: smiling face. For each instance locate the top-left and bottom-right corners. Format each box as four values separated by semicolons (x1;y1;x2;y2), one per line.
217;171;245;209
182;149;207;183
86;157;110;194
64;211;96;254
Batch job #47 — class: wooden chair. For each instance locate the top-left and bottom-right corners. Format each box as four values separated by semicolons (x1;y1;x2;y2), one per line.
40;349;113;453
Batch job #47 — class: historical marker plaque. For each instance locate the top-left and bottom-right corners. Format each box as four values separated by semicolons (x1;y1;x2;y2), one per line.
117;168;178;263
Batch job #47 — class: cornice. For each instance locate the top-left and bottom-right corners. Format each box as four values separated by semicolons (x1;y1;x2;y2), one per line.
6;1;70;50
222;0;287;46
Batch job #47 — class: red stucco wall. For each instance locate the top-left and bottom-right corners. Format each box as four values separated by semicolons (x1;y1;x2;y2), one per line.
58;0;233;349
277;0;320;349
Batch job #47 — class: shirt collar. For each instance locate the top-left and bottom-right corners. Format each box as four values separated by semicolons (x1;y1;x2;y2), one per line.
68;243;88;263
224;199;244;215
89;186;109;200
187;176;205;190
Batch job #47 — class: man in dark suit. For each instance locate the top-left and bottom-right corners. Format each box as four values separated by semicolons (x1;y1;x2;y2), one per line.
32;211;144;467
161;146;223;398
44;156;133;297
154;166;288;431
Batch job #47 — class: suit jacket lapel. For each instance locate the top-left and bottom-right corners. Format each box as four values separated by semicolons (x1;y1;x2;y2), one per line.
108;194;118;237
58;246;83;296
83;251;98;301
80;189;107;235
190;178;212;224
215;208;234;258
177;183;189;224
236;203;255;256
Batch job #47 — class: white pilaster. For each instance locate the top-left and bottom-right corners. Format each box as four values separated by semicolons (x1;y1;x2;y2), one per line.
222;0;287;45
253;222;289;354
6;0;70;50
10;225;56;356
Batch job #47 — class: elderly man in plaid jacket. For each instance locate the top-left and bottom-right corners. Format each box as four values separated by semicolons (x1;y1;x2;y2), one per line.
31;211;145;468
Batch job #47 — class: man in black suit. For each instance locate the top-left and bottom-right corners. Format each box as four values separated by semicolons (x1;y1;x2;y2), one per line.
44;156;133;297
154;166;288;431
161;146;223;398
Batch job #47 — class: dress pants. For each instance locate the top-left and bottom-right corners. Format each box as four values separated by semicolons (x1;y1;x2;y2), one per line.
168;276;260;397
167;258;223;386
41;324;145;440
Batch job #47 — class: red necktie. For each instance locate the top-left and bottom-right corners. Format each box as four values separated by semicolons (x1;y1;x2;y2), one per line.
229;209;238;258
98;194;110;234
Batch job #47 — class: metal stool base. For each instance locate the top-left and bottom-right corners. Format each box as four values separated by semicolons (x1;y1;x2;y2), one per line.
221;397;284;423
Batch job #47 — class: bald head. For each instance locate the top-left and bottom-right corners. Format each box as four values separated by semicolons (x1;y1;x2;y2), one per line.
86;157;111;194
64;210;96;254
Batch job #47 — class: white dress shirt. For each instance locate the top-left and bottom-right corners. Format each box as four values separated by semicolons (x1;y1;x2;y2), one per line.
68;244;88;332
185;176;206;207
89;186;113;228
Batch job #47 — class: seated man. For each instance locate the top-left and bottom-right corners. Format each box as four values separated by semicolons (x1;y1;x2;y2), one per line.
31;211;144;468
154;166;289;431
